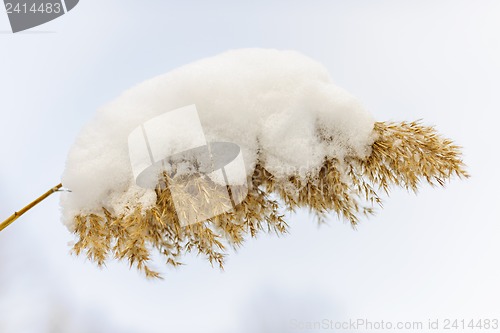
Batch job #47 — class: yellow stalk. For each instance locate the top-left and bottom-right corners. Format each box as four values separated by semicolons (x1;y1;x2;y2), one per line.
0;183;62;232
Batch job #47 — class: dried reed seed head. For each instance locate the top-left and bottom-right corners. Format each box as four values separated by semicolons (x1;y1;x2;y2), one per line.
72;121;469;278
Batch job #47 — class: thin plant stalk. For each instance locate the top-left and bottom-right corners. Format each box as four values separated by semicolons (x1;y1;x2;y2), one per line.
0;183;62;232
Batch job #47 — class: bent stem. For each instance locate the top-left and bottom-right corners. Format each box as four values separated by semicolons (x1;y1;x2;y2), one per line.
0;183;62;232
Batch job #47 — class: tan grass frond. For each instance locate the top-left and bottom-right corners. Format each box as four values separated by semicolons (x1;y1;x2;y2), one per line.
71;121;469;278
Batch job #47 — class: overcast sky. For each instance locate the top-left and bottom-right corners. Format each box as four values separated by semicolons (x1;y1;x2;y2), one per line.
1;1;499;332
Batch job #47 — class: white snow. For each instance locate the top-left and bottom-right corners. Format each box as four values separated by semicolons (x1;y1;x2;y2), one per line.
60;48;376;228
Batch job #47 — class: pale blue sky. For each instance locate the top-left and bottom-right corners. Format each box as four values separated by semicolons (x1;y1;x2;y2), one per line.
1;1;499;332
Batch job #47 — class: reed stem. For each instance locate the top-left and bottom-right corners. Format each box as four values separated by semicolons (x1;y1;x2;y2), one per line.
0;183;62;232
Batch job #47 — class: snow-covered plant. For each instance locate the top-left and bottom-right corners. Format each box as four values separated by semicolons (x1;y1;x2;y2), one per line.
1;49;468;278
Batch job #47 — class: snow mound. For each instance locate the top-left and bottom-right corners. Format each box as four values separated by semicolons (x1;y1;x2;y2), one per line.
60;49;375;228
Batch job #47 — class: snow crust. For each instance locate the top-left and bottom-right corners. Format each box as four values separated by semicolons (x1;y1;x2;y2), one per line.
61;49;375;228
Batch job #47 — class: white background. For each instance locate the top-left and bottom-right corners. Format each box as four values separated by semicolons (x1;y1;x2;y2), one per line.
0;1;499;332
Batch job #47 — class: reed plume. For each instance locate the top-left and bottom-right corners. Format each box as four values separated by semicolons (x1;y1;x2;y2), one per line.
69;120;468;278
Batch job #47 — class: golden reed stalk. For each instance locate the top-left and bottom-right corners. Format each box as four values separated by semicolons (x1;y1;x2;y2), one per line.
0;183;62;232
0;121;469;278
